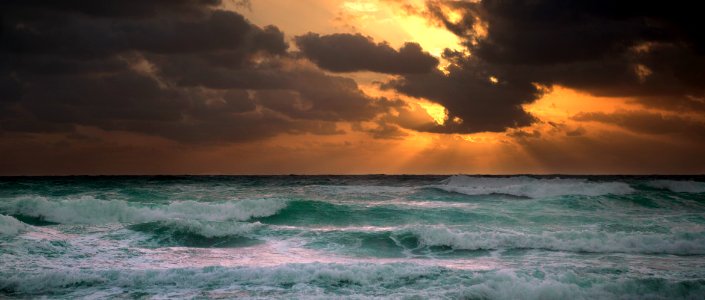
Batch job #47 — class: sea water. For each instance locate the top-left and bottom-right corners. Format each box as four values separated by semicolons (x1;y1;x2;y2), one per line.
1;175;705;299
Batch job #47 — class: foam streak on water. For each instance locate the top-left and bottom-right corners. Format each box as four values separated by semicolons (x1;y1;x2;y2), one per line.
1;175;705;299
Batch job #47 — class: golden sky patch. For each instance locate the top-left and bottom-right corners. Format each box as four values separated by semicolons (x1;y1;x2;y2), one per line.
235;0;463;58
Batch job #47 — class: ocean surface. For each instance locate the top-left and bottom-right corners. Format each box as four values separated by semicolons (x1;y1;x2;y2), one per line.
1;175;705;299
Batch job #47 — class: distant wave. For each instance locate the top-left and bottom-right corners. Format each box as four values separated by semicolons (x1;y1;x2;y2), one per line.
1;264;703;299
431;176;634;198
648;180;705;193
309;185;415;195
403;225;705;255
0;214;28;236
0;196;287;225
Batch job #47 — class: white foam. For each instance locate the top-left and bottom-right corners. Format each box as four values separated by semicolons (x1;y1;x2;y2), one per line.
272;225;402;233
648;180;705;193
433;176;634;198
0;263;432;296
0;196;287;225
0;214;28;236
406;225;705;255
1;264;702;299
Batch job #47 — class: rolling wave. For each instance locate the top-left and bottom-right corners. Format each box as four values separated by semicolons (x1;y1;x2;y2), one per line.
129;220;263;248
3;176;705;299
0;196;287;225
134;219;261;238
431;176;635;198
299;225;705;255
402;226;705;255
648;180;705;193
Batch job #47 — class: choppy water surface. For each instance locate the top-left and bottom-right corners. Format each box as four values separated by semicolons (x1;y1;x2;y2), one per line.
2;175;705;299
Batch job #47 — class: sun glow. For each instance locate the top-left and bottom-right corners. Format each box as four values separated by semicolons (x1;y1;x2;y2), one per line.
342;1;378;13
418;101;448;125
338;0;464;59
229;0;695;173
441;6;463;24
523;85;640;122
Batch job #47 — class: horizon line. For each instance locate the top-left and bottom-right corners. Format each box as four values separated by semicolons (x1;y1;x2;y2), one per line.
2;173;705;177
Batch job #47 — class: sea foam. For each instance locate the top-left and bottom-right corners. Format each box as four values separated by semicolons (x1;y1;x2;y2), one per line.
433;176;634;198
1;264;703;299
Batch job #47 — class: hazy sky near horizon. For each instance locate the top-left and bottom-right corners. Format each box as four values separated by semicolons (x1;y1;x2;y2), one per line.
2;0;705;175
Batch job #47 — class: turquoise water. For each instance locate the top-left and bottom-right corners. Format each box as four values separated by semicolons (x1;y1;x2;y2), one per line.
1;175;705;299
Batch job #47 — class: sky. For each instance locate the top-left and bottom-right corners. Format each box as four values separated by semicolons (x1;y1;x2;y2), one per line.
1;0;705;175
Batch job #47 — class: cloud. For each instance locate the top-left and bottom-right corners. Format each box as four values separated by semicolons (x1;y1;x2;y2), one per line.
2;0;221;18
384;49;540;133
377;0;705;134
0;1;403;143
295;33;439;74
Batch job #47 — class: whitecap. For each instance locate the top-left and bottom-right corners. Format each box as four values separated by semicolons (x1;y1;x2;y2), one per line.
0;214;28;236
1;264;703;299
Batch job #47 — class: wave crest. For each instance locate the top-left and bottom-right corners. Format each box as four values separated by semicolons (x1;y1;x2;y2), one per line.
433;176;634;198
0;214;28;236
648;180;705;193
152;219;261;238
128;220;263;248
0;196;287;225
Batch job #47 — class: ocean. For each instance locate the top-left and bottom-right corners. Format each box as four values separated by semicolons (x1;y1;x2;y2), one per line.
1;175;705;299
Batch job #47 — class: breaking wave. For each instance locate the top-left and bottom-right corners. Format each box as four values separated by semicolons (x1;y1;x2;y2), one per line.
138;219;261;238
0;196;287;225
0;214;28;237
432;176;634;198
648;180;705;193
3;176;705;299
128;220;264;248
402;225;705;255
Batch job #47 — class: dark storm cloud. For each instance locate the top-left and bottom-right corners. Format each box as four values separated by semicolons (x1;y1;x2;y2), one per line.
0;1;400;143
384;49;540;133
390;0;705;134
464;0;705;102
1;0;221;18
1;5;287;61
295;33;439;74
386;0;705;134
445;0;704;64
252;70;402;122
